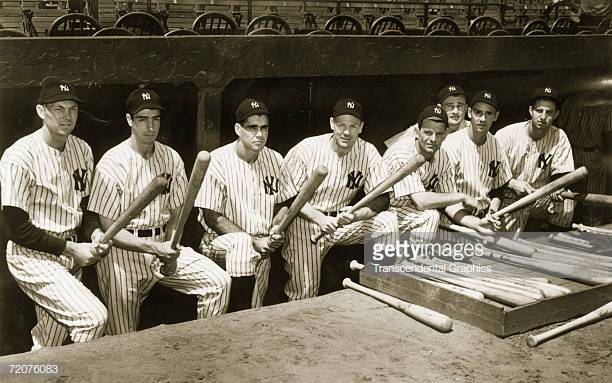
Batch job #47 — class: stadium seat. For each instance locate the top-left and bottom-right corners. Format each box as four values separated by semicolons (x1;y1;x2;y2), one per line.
247;27;281;35
114;11;166;35
192;11;239;35
48;13;101;36
93;26;135;36
307;29;333;36
324;15;363;35
245;14;292;35
425;16;460;36
165;28;198;36
550;16;577;35
0;28;28;37
522;18;550;35
468;16;502;36
525;29;548;35
487;28;511;36
369;15;406;35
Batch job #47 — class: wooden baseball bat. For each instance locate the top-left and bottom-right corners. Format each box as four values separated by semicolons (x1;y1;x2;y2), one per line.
439;221;536;256
100;174;170;244
493;167;588;219
271;165;328;234
483;248;612;285
527;301;612;347
348;260;485;300
162;151;211;276
561;191;612;207
342;278;453;332
572;223;612;236
310;154;426;243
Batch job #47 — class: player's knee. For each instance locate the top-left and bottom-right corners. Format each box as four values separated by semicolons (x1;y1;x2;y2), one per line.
219;271;232;294
375;210;399;233
424;209;441;227
86;302;108;333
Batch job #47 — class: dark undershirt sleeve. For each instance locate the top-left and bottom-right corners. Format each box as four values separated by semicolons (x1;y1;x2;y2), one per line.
80;196;101;241
3;206;67;256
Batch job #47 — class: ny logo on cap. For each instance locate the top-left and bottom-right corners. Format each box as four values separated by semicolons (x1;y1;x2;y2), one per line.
544;88;552;93
347;101;355;109
484;93;492;99
251;101;259;108
141;92;151;100
448;86;456;91
59;84;70;92
434;107;442;114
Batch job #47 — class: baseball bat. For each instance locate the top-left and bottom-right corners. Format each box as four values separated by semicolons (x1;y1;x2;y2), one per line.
162;151;211;276
493;167;588;219
527;301;612;347
561;191;612;207
271;165;328;235
439;221;536;256
349;260;486;300
310;154;426;243
572;223;612;236
100;174;170;244
342;278;453;332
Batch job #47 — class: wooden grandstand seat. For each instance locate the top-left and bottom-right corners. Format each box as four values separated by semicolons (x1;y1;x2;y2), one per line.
255;1;304;32
426;28;454;36
306;28;332;35
596;16;611;34
96;0;120;27
468;15;502;36
0;28;27;36
93;25;135;35
379;29;404;36
522;18;550;34
21;0;68;36
192;11;238;35
369;15;405;35
114;10;165;35
47;12;100;35
324;14;362;35
487;28;510;36
245;14;291;34
247;26;280;35
164;27;197;35
550;16;577;35
425;16;460;36
0;0;24;32
159;1;197;31
525;28;548;35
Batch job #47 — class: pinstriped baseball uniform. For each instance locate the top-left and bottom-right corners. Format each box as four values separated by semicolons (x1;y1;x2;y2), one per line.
281;133;398;300
195;141;292;308
441;128;512;215
495;121;575;231
0;129;107;350
383;135;455;243
89;140;230;335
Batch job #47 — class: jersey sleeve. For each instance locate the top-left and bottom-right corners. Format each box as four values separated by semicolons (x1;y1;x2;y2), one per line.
0;162;33;211
550;130;575;176
279;145;306;199
168;153;188;211
88;162;122;220
436;150;457;194
84;145;94;198
383;146;424;198
195;159;226;215
364;145;389;194
273;153;295;204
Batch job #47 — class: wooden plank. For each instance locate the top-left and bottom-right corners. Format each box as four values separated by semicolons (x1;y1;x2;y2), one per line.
360;262;508;336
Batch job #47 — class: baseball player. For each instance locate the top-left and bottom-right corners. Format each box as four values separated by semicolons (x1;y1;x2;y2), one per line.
281;98;398;301
495;87;575;234
382;105;480;244
384;84;471;148
0;80;109;350
88;87;231;335
195;99;293;311
441;90;512;232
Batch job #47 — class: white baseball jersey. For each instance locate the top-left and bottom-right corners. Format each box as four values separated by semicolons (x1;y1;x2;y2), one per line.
282;133;389;212
88;140;187;229
0;129;93;246
195;141;293;238
382;135;455;209
495;121;574;188
442;129;511;212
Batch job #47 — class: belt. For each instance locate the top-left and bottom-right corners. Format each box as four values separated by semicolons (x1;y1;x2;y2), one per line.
127;225;167;238
322;211;339;217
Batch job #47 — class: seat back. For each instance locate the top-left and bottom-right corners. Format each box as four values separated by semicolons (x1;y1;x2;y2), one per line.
425;17;460;36
324;15;363;35
468;16;502;36
245;15;292;35
192;12;239;35
369;16;406;35
114;11;166;36
522;19;550;35
48;13;101;36
165;29;199;36
93;27;136;36
550;16;578;35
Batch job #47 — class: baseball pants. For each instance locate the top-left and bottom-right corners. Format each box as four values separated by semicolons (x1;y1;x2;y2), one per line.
501;191;575;234
282;210;398;301
96;231;231;335
201;232;271;309
6;243;107;350
395;206;441;244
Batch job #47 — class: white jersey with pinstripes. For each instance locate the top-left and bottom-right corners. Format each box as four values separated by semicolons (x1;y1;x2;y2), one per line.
441;129;511;211
383;135;455;209
495;121;574;189
88;140;187;229
282;133;389;212
195;141;292;238
0;129;93;253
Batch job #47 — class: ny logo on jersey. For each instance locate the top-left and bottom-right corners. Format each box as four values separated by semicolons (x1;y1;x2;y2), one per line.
538;153;553;169
488;161;502;178
263;176;279;195
251;101;259;108
59;84;70;92
72;169;87;191
346;170;364;190
162;173;173;195
426;175;439;191
141;92;151;100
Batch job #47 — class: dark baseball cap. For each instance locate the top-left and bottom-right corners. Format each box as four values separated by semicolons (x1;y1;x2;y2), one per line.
437;84;466;103
235;98;270;122
470;90;498;110
418;105;449;127
531;87;560;106
126;87;164;114
38;80;83;104
332;98;363;121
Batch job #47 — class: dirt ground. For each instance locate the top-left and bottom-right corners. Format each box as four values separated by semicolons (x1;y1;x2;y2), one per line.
0;289;610;383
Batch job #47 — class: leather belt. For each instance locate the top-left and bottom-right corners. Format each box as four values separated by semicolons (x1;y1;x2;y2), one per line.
322;211;339;217
127;225;167;238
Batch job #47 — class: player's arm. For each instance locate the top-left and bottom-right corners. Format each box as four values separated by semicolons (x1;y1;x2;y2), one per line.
444;205;499;234
298;203;339;234
409;192;476;211
346;192;391;223
487;182;509;214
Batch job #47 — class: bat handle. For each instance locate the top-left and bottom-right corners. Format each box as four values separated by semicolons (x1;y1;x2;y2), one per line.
310;231;326;244
160;229;179;276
